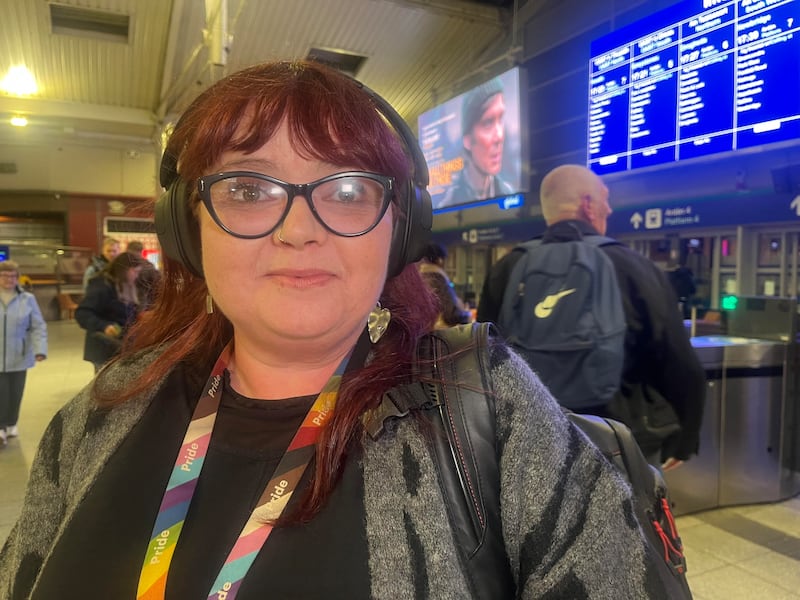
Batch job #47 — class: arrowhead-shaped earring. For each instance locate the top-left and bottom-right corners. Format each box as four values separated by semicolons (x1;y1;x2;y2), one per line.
368;303;391;344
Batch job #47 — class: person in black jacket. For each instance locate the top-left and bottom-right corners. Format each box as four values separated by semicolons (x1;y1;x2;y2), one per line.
76;251;147;371
478;164;706;470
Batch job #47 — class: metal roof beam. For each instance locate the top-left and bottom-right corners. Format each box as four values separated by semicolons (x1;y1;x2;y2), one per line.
384;0;505;28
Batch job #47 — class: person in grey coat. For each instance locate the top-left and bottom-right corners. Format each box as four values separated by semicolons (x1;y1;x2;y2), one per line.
0;260;47;446
0;61;674;599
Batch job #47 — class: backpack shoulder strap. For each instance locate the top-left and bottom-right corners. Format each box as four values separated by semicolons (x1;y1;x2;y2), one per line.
581;234;621;248
420;322;514;599
515;238;542;252
362;323;514;599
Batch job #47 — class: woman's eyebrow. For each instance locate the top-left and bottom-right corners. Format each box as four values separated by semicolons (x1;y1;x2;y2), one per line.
216;157;276;171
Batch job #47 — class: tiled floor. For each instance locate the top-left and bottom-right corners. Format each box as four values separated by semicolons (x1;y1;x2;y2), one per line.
2;320;799;598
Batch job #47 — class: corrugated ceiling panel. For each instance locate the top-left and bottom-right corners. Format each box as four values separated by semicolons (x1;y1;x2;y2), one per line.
0;0;170;109
0;0;520;148
212;0;504;124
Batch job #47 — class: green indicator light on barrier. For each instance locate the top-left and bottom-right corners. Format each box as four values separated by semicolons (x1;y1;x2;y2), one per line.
721;295;738;310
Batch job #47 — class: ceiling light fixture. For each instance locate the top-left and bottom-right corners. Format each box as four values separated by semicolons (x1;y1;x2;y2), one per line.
10;116;28;127
1;66;38;96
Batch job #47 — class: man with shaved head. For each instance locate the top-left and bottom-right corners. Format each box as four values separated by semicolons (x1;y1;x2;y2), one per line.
478;164;705;470
539;164;612;232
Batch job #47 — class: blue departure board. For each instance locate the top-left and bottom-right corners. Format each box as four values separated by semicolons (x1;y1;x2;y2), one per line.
588;0;800;174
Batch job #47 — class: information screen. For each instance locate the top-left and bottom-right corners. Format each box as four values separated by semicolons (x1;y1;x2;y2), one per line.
588;0;800;174
418;67;526;211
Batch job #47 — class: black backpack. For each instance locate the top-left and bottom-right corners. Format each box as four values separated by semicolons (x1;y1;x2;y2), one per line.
364;323;691;599
497;234;626;410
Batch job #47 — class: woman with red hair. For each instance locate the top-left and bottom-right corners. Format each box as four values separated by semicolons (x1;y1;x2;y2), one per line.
1;61;668;599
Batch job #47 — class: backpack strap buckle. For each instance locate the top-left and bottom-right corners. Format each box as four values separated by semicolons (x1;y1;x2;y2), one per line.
363;384;436;440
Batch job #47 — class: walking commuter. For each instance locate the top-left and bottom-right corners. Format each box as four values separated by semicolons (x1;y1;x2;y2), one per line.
125;239;161;309
0;260;47;446
82;237;121;291
478;164;706;470
76;251;146;371
418;243;471;328
126;239;145;256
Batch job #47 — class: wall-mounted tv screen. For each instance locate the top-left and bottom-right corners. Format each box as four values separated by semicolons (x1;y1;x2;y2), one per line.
418;66;527;210
588;0;800;175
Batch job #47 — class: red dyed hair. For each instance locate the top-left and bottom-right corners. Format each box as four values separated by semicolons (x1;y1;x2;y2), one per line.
97;60;439;521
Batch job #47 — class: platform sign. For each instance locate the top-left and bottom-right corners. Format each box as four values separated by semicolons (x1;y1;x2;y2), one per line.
432;218;547;247
609;191;799;234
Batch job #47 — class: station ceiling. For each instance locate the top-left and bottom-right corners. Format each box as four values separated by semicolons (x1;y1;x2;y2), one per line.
0;0;554;154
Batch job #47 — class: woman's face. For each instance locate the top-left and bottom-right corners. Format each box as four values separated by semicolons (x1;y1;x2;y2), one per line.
200;120;393;355
127;266;142;286
0;270;18;291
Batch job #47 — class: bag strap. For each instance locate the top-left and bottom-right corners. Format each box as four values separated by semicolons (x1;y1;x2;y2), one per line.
363;322;515;599
501;234;619;309
587;235;621;249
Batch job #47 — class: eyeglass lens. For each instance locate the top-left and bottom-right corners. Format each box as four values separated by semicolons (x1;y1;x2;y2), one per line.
207;173;388;237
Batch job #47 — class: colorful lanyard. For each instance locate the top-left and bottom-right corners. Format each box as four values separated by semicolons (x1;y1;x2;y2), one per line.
137;332;369;600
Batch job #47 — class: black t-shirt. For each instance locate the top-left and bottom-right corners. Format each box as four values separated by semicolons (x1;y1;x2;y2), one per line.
32;370;370;600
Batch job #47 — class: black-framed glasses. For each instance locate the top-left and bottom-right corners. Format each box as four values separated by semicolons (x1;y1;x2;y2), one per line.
197;171;394;239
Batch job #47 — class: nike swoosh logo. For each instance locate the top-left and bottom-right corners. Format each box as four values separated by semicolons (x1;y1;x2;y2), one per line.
534;288;577;318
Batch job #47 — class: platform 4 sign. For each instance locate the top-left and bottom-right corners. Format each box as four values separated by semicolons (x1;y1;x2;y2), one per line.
609;191;799;234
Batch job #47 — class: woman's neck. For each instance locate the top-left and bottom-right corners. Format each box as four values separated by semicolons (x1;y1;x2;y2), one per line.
0;288;15;305
227;333;361;400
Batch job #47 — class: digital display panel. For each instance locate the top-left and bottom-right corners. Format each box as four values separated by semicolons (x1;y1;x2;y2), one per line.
418;67;526;210
588;0;800;174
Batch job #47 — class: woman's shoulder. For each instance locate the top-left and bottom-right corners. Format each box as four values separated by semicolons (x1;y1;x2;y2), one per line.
45;347;182;456
94;345;174;394
487;340;560;412
16;289;37;303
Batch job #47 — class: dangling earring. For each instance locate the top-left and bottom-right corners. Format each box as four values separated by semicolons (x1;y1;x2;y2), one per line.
206;293;214;315
367;302;391;343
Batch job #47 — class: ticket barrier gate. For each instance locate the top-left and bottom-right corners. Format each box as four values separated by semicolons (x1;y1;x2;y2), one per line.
665;297;800;515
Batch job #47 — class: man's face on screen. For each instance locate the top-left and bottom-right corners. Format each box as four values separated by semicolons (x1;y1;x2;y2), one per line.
464;93;505;176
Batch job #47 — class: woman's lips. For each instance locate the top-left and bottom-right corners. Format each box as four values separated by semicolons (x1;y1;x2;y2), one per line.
265;269;336;288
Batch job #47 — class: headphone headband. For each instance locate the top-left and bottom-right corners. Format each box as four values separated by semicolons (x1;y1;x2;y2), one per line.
156;71;432;278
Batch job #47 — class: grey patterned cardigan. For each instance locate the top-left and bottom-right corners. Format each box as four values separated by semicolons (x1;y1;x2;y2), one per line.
0;343;664;599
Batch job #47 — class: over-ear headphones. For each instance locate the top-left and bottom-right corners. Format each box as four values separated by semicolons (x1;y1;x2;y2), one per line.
155;80;432;279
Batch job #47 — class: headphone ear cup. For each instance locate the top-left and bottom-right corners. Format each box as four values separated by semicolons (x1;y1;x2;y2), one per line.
387;180;432;278
355;82;432;277
411;184;433;261
154;179;204;278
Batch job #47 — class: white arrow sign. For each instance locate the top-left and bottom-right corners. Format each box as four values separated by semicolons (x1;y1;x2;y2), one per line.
791;195;800;216
631;212;643;229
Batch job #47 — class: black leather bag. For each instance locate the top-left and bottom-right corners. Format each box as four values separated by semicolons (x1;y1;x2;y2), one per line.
364;323;692;599
567;413;692;598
